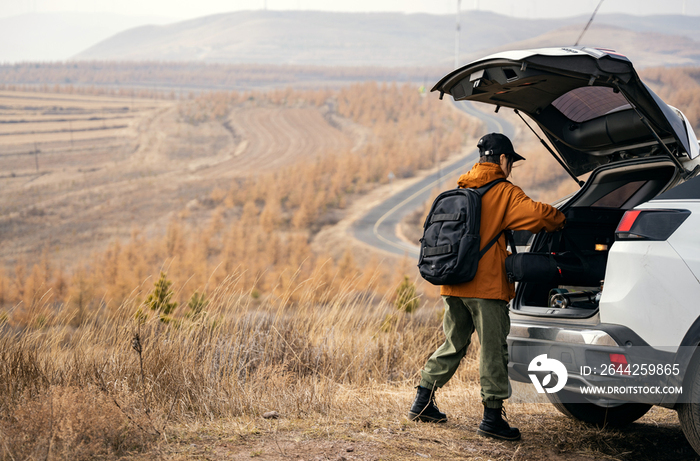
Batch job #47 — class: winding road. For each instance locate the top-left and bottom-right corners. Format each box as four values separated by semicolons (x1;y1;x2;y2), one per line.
351;101;515;257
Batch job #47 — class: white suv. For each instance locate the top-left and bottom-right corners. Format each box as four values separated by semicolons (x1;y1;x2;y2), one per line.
432;47;700;453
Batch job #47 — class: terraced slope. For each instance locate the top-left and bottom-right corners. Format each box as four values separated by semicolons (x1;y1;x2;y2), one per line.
0;91;359;266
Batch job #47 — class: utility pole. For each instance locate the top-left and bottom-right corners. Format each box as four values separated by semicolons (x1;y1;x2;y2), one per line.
34;141;39;172
69;120;74;151
432;115;442;188
455;0;461;69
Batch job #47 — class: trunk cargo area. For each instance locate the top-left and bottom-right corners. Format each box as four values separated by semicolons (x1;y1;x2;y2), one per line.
512;160;677;317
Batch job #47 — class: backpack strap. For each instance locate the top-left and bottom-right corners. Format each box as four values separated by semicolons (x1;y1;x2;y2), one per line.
423;244;453;257
472;178;507;197
479;230;504;259
505;230;517;256
430;213;463;224
479;229;517;257
472;178;515;259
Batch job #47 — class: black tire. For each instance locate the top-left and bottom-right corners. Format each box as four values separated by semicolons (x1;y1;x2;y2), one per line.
546;389;652;427
678;360;700;455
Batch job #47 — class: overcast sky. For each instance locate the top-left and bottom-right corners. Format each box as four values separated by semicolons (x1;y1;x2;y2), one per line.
1;0;698;20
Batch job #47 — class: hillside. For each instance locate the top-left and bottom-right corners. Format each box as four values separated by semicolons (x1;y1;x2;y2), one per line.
73;10;700;68
73;10;557;66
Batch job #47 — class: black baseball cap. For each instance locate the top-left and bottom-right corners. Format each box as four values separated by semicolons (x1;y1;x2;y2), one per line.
477;133;525;162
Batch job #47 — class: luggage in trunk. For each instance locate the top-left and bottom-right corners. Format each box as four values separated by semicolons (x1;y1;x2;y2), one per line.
506;251;606;287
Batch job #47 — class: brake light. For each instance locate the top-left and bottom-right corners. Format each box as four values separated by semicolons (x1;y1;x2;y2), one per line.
616;210;641;232
615;209;690;241
609;353;630;375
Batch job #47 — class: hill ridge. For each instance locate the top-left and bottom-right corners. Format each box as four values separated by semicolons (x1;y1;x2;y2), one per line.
72;10;700;68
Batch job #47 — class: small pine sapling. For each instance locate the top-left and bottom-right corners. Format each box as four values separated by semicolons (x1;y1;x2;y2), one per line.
144;272;177;321
394;275;419;313
186;291;208;319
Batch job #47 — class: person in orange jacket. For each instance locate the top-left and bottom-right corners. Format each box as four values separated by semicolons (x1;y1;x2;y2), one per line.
408;133;566;441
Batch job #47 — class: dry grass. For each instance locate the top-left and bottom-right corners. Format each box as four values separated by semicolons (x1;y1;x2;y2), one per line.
1;386;155;460
2;274;697;460
0;272;449;459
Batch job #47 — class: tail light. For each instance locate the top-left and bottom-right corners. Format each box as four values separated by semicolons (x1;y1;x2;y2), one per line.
609;353;630;375
615;209;690;241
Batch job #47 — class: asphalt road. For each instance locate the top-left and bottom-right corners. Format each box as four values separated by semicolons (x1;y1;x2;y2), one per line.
351;100;515;257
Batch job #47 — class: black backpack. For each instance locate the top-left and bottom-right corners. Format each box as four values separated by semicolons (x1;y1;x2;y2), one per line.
418;178;512;285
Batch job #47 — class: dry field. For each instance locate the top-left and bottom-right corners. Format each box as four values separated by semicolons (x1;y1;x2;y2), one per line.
0;90;363;268
2;280;697;461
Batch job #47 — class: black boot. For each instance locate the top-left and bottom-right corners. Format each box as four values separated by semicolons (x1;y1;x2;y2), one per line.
408;386;447;423
477;406;521;441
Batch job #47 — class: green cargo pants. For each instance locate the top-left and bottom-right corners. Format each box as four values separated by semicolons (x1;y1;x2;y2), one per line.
419;296;511;409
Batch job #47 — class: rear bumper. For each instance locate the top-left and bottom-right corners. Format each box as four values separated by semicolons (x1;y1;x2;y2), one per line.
507;321;684;407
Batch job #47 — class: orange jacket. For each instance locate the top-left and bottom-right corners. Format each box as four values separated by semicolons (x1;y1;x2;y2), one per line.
440;162;566;302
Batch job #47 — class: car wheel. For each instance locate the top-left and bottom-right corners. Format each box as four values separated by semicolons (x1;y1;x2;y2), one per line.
546;389;652;427
678;362;700;455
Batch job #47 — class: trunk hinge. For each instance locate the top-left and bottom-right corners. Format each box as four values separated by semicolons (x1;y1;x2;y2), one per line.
613;82;690;178
514;109;584;187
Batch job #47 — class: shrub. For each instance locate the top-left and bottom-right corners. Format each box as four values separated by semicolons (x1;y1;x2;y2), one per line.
186;291;208;319
144;272;177;316
394;275;419;313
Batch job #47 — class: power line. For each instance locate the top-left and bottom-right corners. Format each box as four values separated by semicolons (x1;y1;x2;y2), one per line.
575;0;604;46
455;0;461;69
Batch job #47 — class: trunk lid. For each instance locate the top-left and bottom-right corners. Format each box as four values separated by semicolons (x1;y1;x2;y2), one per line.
432;46;696;176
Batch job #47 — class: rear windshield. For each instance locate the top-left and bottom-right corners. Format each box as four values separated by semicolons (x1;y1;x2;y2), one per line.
591;180;647;208
552;86;630;123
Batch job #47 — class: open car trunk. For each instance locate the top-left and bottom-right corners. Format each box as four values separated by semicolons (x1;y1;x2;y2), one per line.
432;47;699;176
511;158;679;318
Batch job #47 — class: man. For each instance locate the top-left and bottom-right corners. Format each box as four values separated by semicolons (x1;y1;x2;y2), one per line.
408;133;566;441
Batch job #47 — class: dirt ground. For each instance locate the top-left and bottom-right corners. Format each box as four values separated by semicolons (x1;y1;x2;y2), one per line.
124;384;699;461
